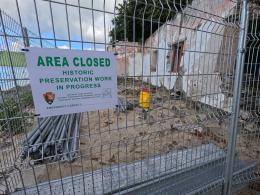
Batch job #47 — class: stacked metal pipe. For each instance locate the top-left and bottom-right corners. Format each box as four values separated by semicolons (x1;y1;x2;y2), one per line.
21;113;81;162
116;97;135;113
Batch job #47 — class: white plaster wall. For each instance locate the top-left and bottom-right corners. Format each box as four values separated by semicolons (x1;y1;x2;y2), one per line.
128;53;155;84
150;27;177;89
128;53;144;77
127;0;237;111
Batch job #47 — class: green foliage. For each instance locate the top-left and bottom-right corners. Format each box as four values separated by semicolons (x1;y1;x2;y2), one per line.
0;96;23;134
0;97;19;119
20;90;33;107
109;0;193;43
0;89;33;134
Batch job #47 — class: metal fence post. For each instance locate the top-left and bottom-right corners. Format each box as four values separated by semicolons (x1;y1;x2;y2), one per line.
22;27;30;47
223;0;249;194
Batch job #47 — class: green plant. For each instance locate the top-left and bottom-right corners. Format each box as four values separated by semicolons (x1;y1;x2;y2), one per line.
20;90;33;107
0;89;33;134
0;97;23;133
109;0;193;43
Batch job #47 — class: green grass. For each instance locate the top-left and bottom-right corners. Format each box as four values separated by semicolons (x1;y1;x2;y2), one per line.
0;51;26;67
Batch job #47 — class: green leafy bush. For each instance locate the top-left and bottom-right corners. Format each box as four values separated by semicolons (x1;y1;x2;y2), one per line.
20;90;33;107
0;90;33;134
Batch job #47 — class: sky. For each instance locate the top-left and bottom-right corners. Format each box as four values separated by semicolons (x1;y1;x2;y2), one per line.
0;0;123;50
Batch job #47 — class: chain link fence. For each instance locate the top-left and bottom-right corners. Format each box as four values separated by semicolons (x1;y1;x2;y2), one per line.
0;0;259;194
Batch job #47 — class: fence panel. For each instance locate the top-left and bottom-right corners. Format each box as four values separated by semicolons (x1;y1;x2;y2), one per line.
0;0;258;194
233;1;260;195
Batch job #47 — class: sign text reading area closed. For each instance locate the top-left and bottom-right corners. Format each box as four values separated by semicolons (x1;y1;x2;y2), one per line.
25;48;117;117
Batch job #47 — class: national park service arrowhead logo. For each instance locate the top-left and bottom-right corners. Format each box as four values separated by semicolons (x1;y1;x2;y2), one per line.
43;92;55;105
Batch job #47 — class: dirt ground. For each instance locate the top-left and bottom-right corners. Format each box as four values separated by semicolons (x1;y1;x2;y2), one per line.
16;87;227;188
19;100;206;186
1;79;260;192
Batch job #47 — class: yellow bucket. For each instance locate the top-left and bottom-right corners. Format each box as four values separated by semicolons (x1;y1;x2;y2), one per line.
139;88;151;109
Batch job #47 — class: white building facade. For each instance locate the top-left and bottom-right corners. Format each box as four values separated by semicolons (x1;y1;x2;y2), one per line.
127;0;238;111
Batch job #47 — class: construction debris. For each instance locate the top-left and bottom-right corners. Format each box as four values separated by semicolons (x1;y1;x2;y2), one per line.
21;113;81;162
116;97;135;113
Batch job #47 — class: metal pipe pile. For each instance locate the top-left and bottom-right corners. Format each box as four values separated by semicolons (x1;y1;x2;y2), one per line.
116;97;135;113
21;113;81;162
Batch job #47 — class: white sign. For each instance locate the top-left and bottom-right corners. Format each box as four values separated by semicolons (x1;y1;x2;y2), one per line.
25;47;117;117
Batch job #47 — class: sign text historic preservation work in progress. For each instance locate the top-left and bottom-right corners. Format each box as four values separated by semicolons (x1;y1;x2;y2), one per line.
25;47;117;117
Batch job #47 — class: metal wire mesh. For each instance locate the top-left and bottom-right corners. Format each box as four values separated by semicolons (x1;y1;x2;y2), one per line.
233;2;260;194
0;0;259;194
